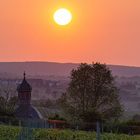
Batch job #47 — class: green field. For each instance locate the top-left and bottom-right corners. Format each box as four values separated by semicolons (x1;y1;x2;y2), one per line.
0;125;140;140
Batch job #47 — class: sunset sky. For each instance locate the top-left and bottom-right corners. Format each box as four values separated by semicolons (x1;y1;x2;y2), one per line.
0;0;140;66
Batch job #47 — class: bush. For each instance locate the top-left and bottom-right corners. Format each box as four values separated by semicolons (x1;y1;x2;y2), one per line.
0;116;19;126
0;125;20;140
48;114;66;121
103;121;140;135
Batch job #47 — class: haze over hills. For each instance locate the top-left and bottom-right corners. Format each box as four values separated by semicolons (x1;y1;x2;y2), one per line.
0;62;140;78
0;62;139;117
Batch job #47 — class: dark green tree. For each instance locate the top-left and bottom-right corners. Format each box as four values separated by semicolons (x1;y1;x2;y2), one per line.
60;63;123;122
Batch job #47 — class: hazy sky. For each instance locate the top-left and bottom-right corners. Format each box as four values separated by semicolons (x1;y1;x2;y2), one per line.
0;0;140;66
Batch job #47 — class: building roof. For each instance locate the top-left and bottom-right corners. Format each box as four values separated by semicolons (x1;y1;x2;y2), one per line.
15;105;41;119
17;72;32;92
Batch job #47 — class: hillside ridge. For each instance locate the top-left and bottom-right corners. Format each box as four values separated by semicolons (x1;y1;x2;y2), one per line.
0;62;140;77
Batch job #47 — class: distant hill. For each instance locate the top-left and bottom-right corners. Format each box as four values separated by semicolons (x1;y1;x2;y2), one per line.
0;61;140;116
0;62;140;78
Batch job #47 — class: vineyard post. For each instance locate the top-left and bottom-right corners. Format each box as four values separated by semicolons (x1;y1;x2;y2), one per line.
96;121;101;140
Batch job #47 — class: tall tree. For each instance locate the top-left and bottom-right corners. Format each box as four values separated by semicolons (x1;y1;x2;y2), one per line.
60;63;123;122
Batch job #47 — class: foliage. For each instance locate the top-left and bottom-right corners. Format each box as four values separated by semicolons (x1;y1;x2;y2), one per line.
0;96;18;116
103;121;140;135
59;63;123;122
48;114;66;121
0;125;20;140
0;81;18;116
0;125;140;140
132;114;140;122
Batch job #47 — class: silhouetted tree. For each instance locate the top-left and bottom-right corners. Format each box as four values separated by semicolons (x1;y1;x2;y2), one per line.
60;63;123;122
0;81;18;116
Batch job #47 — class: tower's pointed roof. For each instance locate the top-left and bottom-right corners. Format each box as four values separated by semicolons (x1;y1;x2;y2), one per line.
17;72;32;92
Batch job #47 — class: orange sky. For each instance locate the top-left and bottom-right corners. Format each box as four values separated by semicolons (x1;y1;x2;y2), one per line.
0;0;140;66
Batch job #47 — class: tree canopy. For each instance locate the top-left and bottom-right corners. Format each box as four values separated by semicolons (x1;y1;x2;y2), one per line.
60;63;123;122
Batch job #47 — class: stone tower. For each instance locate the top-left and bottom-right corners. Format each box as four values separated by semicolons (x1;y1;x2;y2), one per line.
15;72;41;119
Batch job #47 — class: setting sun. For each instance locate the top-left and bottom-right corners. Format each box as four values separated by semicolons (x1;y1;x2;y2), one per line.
53;8;72;26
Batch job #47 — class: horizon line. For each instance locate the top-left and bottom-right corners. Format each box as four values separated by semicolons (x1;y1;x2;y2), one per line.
0;61;139;68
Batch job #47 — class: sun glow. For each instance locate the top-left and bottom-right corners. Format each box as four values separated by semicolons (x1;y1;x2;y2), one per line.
53;8;72;26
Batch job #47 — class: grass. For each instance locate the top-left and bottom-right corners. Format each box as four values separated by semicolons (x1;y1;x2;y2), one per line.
0;125;20;140
0;125;140;140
